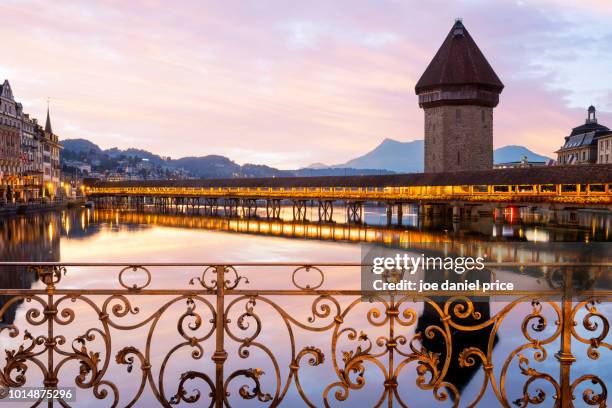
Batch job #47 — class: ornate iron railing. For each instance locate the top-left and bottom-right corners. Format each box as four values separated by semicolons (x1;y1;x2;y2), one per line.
0;262;609;407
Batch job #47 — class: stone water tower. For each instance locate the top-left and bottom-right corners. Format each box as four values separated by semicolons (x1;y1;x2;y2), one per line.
415;19;503;173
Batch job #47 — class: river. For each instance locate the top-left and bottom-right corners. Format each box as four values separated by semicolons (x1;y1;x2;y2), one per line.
0;205;609;407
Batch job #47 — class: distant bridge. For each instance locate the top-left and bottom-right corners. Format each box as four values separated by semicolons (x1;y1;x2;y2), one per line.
85;164;612;223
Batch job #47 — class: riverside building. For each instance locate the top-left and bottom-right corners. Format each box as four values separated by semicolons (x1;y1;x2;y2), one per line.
556;105;612;165
0;80;62;203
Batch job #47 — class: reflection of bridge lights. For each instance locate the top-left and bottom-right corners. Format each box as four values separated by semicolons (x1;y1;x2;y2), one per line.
524;228;550;243
47;223;53;241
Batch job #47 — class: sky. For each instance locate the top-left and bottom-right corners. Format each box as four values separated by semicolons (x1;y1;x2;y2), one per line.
1;0;611;169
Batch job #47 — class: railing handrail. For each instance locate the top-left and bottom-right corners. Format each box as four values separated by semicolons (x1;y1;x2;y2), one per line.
1;261;611;267
0;262;608;405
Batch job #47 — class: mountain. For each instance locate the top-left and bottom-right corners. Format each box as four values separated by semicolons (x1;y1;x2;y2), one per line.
60;138;392;178
493;145;551;163
61;138;102;154
170;155;241;178
321;139;551;173
305;162;329;169
337;139;424;173
105;147;166;165
294;168;393;177
61;137;551;179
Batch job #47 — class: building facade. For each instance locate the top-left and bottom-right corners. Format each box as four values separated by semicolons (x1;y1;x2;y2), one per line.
0;79;62;203
556;106;611;165
598;134;612;164
21;113;43;200
41;108;62;198
0;80;22;202
415;20;503;173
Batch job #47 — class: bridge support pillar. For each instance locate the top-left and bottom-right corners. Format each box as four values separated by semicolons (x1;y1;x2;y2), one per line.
292;200;308;221
548;205;558;225
242;198;258;218
223;198;239;217
204;198;219;216
266;199;281;219
137;196;143;211
188;197;198;214
318;200;333;223
346;201;363;224
171;197;178;214
397;203;403;226
465;206;474;220
452;205;461;221
386;203;403;226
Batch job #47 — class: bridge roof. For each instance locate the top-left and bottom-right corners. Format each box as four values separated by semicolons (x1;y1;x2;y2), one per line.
87;164;612;189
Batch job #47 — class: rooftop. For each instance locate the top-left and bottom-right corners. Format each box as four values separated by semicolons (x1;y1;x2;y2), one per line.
415;20;504;94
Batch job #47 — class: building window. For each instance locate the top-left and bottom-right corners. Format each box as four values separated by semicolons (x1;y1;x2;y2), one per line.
457;151;460;165
456;109;461;123
481;110;485;122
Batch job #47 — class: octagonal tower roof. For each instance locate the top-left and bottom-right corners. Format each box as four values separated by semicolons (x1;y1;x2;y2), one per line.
415;20;503;94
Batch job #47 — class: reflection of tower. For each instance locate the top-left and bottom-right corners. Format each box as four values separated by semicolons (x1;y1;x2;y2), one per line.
0;213;61;326
415;268;498;393
415;19;503;173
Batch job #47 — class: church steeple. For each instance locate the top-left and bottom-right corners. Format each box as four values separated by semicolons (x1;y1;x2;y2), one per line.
45;101;53;134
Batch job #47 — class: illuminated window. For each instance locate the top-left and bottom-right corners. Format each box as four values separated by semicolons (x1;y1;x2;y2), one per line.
560;184;577;193
453;185;470;194
539;185;556;193
493;185;511;193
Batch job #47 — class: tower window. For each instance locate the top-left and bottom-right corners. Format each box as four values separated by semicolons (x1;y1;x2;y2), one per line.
457;151;460;165
456;109;461;123
481;110;485;122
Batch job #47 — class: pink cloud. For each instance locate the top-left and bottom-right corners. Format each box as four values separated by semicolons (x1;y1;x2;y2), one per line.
0;0;610;168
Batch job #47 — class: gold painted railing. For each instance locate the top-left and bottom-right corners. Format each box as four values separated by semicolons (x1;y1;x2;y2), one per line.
0;262;609;407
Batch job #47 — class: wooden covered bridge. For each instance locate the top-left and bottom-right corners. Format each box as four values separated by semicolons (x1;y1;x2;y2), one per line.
84;164;612;223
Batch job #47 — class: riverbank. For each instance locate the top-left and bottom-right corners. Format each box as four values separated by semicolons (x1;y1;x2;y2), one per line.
0;198;86;216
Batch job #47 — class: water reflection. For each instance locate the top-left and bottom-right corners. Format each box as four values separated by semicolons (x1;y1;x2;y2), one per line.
0;207;609;406
1;207;609;325
0;213;60;327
